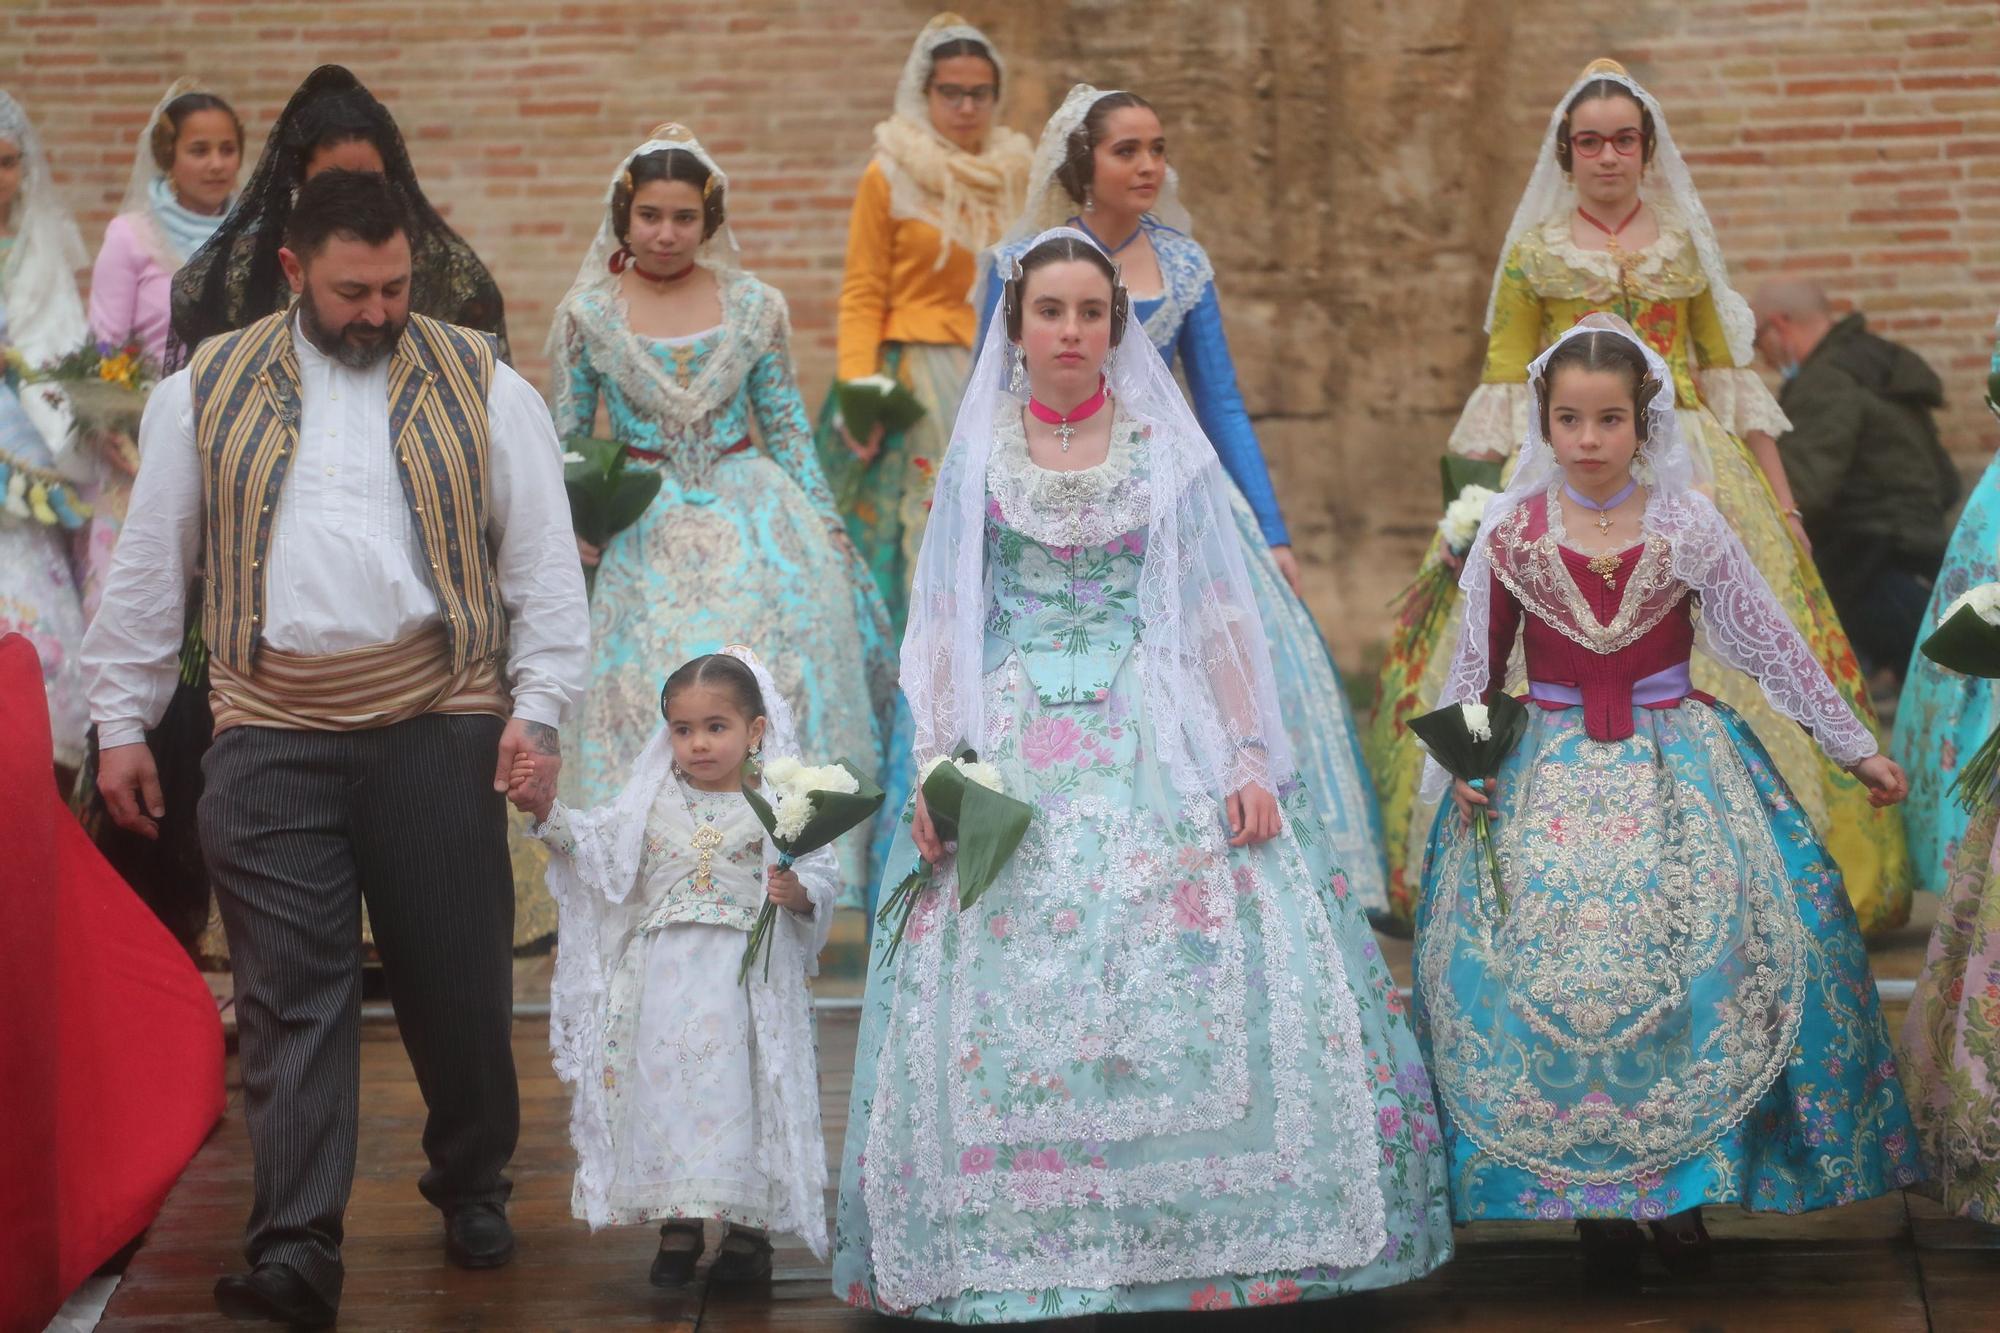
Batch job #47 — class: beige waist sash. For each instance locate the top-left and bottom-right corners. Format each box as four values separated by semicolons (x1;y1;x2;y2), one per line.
208;625;509;735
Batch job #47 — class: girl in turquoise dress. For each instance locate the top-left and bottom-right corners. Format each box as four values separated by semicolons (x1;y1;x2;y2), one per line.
834;228;1451;1321
1895;315;2000;893
1418;316;1920;1275
549;127;897;896
976;84;1390;918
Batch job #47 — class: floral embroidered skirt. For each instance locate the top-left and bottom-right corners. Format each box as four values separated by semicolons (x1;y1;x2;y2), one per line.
1370;406;1910;935
834;651;1453;1321
587;922;777;1228
1894;452;2000;895
1416;698;1922;1221
1900;799;2000;1220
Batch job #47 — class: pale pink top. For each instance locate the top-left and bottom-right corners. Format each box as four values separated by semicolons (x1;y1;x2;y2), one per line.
87;213;176;365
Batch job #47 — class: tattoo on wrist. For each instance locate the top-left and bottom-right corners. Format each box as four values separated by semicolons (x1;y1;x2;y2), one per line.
523;721;561;756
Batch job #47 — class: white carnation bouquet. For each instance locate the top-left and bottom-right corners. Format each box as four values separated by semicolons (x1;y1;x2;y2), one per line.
737;755;884;983
876;747;1033;968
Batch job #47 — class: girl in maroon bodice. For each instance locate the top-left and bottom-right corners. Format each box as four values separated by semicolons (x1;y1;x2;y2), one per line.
1414;315;1919;1280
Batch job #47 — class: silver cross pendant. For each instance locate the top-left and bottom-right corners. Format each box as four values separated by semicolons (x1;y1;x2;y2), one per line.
1054;420;1076;452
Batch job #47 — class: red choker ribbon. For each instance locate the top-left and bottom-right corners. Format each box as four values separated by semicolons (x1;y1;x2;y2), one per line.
610;247;698;284
1026;376;1109;452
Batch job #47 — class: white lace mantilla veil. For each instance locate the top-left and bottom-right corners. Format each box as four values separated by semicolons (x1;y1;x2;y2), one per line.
544;644;837;1253
907;224;1292;799
1422;313;1877;801
874;13;1034;268
0;89;88;454
1487;59;1757;366
543;123;781;445
118;77;197;217
999;82;1197;252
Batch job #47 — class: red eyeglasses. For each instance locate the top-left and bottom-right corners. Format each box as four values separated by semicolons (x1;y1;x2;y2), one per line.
1571;129;1645;159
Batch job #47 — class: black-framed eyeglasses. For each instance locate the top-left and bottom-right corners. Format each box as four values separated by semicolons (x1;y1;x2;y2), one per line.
932;84;997;109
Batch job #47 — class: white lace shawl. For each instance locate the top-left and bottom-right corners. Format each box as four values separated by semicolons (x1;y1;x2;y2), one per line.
1424;315;1876;800
906;225;1292;798
543;649;837;1255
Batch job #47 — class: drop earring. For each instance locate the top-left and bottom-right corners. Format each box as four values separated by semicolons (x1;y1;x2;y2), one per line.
744;745;763;783
1008;344;1027;396
1083;185;1095;213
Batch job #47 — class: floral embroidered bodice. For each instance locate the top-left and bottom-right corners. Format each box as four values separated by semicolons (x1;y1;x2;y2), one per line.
638;781;768;932
1485;492;1698;741
981;408;1151;705
550;270;835;513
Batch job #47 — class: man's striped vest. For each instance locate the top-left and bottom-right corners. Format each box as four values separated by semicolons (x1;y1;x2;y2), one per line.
188;310;507;675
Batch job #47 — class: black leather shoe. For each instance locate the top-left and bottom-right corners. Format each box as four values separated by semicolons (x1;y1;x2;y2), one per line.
651;1221;705;1288
444;1201;516;1269
213;1263;337;1327
706;1225;773;1284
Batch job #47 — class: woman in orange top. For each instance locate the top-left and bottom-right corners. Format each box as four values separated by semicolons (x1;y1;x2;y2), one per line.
815;13;1031;639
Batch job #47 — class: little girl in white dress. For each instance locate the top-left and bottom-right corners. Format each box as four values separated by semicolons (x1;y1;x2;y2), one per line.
513;646;837;1289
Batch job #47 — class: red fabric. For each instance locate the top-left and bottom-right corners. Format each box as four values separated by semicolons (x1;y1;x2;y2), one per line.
0;634;225;1332
1485;498;1697;743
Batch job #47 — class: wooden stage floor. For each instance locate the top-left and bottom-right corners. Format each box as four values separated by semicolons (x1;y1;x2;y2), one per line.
101;910;2000;1331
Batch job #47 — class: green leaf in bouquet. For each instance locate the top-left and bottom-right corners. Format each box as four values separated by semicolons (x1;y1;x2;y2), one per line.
1921;603;2000;679
917;748;1033;908
1441;455;1505;508
835;376;927;443
1986;368;2000;422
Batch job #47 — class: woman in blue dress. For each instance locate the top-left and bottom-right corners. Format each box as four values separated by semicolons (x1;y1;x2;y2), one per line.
1894;314;2000;893
976;85;1390;918
1418;316;1920;1275
549;126;897;896
835;228;1451;1321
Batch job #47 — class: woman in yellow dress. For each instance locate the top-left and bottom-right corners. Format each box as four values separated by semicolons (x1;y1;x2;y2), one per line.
1367;59;1909;934
814;11;1032;640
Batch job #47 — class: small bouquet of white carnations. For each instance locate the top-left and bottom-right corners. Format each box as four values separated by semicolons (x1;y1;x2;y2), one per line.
737;755;884;983
1921;581;2000;810
1390;455;1503;650
1408;694;1529;912
875;747;1033;969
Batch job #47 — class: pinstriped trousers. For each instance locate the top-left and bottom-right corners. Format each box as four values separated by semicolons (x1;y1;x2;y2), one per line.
198;713;518;1306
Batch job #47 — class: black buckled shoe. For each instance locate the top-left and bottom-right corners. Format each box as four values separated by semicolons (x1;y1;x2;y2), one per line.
1648;1207;1714;1277
213;1262;337;1327
651;1220;705;1288
706;1225;773;1284
444;1201;516;1270
1576;1218;1645;1284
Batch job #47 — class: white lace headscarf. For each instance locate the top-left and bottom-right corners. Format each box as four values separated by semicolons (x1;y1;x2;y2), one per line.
1423;313;1875;800
114;77;237;270
545;644;835;1251
0;90;88;454
999;82;1196;252
544;124;777;455
1486;60;1756;366
872;12;1034;267
907;225;1292;798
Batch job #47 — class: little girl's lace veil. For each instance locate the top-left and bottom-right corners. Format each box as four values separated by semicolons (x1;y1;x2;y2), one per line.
1423;313;1875;800
905;225;1291;800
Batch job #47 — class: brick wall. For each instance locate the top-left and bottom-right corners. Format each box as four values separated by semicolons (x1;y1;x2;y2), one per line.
5;0;1998;657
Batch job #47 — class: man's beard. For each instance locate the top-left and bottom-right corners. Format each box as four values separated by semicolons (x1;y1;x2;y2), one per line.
298;287;405;370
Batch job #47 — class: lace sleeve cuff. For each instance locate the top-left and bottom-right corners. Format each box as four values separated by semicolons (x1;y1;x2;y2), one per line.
529;802;578;857
1697;367;1791;440
1446;382;1531;459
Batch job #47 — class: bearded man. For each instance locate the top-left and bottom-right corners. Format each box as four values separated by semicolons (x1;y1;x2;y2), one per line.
82;169;589;1327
